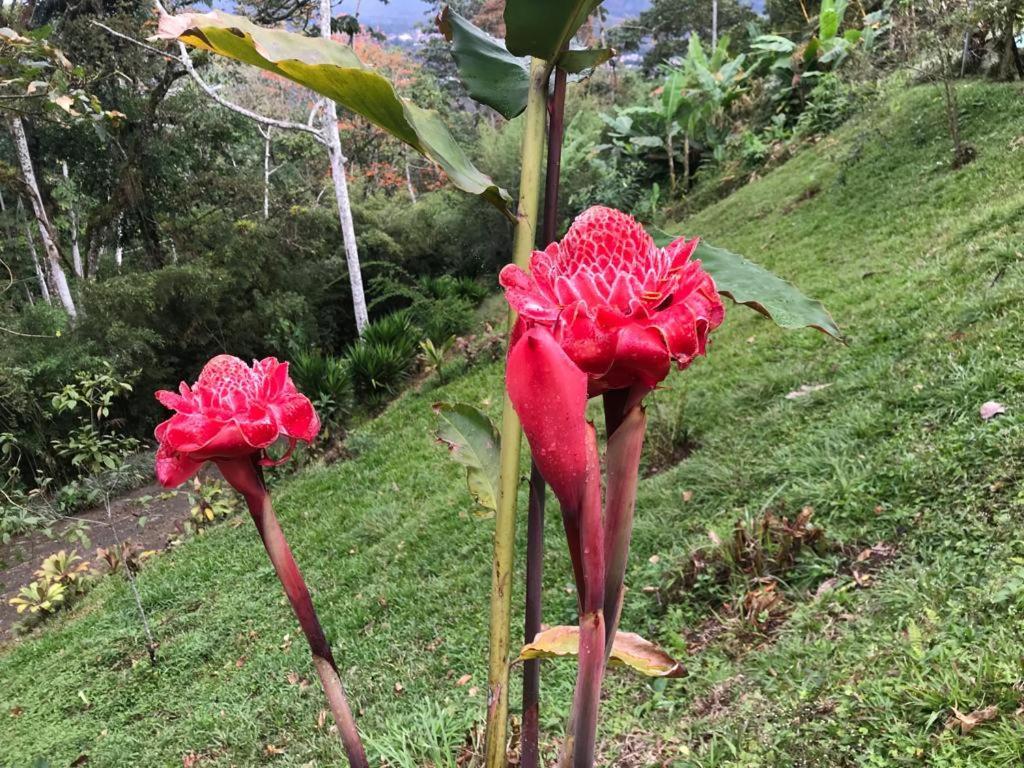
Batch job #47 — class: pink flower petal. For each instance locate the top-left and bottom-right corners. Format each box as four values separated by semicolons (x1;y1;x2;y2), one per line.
554;303;617;378
980;401;1006;420
155;389;190;412
277;395;320;443
601;325;671;393
155;444;203;488
499;264;559;322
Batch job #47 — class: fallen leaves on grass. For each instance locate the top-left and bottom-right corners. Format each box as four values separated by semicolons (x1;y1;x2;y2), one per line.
520;625;686;678
785;383;832;400
945;705;998;734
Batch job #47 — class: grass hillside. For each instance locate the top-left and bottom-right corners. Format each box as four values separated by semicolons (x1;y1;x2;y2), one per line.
2;78;1023;767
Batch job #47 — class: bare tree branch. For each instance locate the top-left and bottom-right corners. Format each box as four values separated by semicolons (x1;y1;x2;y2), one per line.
89;20;327;145
176;42;328;144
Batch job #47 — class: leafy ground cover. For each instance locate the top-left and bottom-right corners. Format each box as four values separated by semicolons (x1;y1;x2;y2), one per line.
1;78;1022;767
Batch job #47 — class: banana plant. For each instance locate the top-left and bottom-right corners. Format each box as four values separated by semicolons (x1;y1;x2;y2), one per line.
602;35;747;188
679;34;748;162
598;67;696;192
751;0;870;84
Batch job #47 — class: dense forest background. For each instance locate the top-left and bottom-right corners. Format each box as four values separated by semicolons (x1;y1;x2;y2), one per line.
0;0;1020;533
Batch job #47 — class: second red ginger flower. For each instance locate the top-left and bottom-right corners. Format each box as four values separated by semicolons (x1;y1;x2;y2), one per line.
501;206;724;767
502;205;724;513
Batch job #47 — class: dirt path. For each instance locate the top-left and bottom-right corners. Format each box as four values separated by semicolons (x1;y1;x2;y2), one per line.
0;481;197;641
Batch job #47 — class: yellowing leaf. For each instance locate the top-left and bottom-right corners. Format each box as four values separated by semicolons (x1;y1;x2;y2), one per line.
945;705;998;734
519;625;686;678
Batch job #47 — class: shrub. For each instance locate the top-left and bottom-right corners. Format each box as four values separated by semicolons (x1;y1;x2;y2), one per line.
362;311;420;363
794;73;861;137
291;349;355;428
416;297;475;344
186;478;240;534
344;341;415;406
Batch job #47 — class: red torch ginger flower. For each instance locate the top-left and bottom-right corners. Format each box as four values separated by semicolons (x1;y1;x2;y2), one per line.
501;207;723;765
501;205;724;397
154;355;319;488
501;206;724;510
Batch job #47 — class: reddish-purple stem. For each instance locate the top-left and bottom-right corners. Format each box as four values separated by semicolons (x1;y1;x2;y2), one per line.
521;462;546;768
566;425;607;768
217;458;369;768
521;63;569;768
600;400;647;649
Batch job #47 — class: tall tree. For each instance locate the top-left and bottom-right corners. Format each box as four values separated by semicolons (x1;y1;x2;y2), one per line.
320;0;369;335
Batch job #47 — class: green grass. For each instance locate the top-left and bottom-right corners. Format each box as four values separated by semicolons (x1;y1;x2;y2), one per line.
2;78;1023;767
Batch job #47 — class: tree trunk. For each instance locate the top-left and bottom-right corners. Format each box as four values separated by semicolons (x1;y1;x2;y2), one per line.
405;162;417;203
320;0;369;337
666;132;676;193
683;133;691;191
995;5;1023;80
261;126;273;220
114;212;124;271
25;216;51;304
10;116;77;319
712;0;718;49
61;161;84;278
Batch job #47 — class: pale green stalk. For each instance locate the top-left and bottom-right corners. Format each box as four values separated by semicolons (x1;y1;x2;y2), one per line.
483;56;550;768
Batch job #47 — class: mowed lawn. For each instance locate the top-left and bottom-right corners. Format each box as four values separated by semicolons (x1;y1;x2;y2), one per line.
2;78;1023;767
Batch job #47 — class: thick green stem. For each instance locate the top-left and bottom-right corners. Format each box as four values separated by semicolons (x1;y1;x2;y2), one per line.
483;56;550;768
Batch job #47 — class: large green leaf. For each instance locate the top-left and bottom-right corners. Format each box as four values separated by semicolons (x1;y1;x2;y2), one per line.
519;625;686;678
157;10;512;215
558;47;615;74
437;7;529;120
433;402;501;512
503;0;603;63
649;227;842;339
751;33;797;53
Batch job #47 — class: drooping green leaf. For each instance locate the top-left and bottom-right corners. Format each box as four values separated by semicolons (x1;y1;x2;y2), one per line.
433;402;501;512
558;47;615;74
752;34;796;53
630;135;665;148
503;0;603;63
156;10;513;215
437;7;529;119
648;227;842;339
519;625;686;678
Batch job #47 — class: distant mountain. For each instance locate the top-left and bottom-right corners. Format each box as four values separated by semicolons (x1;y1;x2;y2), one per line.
199;0;763;38
357;0;652;31
356;0;764;35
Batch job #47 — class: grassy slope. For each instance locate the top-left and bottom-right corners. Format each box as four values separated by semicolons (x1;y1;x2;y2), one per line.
2;79;1023;767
